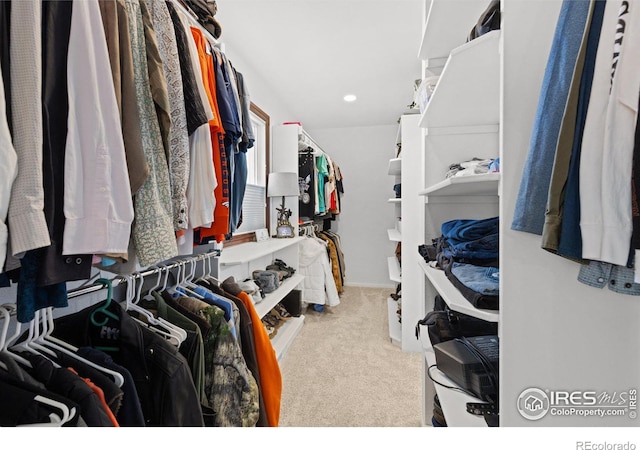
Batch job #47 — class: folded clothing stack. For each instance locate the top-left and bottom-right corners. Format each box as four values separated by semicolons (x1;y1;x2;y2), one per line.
419;217;499;310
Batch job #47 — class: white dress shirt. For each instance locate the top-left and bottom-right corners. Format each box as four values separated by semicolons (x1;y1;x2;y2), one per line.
0;65;18;269
7;0;51;257
63;0;134;255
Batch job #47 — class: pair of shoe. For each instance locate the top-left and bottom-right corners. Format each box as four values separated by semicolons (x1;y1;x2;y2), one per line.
266;259;296;279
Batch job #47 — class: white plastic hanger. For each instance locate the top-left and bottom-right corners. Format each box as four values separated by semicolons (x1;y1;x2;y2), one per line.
0;305;77;427
169;261;204;300
40;306;125;388
17;394;77;427
0;304;32;368
9;308;61;368
125;274;183;347
134;270;187;344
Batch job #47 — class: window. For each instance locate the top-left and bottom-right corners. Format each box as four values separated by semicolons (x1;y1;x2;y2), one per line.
228;103;270;243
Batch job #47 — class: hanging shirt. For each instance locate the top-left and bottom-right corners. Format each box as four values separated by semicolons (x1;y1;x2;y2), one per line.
511;0;591;236
147;0;191;232
0;47;17;269
97;0;149;197
191;27;229;242
316;153;329;214
63;0;134;256
125;0;177;267
38;0;93;286
580;0;640;266
175;10;216;234
7;0;51;256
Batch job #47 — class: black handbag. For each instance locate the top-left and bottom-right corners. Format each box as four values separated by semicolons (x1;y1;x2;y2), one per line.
415;296;498;346
467;0;500;42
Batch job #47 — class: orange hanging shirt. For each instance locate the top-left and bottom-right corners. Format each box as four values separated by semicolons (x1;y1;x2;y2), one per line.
190;27;229;242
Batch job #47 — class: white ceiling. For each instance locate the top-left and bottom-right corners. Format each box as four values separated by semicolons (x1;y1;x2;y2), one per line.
215;0;424;130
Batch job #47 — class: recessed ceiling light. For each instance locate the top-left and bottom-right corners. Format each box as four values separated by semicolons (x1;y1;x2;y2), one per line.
343;94;357;102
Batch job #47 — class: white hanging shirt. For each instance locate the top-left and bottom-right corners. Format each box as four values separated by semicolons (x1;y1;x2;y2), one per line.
580;0;640;266
62;0;134;255
0;62;18;269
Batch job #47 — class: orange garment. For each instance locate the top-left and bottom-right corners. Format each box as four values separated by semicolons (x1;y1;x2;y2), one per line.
236;291;282;426
190;27;228;242
67;367;120;427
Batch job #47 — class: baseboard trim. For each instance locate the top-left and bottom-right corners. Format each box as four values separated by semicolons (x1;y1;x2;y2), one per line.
344;281;396;289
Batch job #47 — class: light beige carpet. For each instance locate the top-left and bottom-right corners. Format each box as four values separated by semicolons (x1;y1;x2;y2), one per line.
278;285;423;427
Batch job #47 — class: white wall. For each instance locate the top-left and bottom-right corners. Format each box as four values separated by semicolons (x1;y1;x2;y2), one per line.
307;125;399;288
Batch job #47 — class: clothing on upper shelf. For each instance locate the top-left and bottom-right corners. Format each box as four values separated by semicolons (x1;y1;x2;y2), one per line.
445;157;497;179
420;217;499;310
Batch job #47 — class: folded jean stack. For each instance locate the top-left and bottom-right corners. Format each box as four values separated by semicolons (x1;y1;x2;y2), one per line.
419;217;499;310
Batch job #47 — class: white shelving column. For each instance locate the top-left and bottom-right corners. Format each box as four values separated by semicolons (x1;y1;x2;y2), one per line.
218;237;305;361
399;114;424;354
387;126;403;347
415;0;500;427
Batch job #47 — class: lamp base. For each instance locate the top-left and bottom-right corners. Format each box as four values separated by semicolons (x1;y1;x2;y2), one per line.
275;223;295;238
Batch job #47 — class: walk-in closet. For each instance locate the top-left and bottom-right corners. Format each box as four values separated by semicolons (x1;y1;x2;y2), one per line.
0;0;638;447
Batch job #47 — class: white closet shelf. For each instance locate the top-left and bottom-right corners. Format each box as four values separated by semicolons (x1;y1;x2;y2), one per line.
254;274;304;319
387;297;402;347
419;173;501;199
424;124;499;136
388;158;402;176
272;315;305;362
418;0;497;67
388;198;401;203
423;347;489;427
218;237;303;266
387;228;402;242
388;256;402;283
418;258;498;322
419;30;500;130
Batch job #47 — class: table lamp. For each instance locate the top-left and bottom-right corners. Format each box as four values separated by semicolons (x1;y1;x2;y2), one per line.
267;172;299;238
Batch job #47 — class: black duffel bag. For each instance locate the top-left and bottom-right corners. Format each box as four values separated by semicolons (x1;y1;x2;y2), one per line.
415;295;498;346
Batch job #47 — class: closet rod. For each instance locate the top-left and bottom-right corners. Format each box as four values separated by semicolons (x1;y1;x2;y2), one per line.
67;250;220;300
300;130;326;157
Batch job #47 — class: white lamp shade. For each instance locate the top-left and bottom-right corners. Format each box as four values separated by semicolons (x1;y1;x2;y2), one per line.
267;172;299;197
